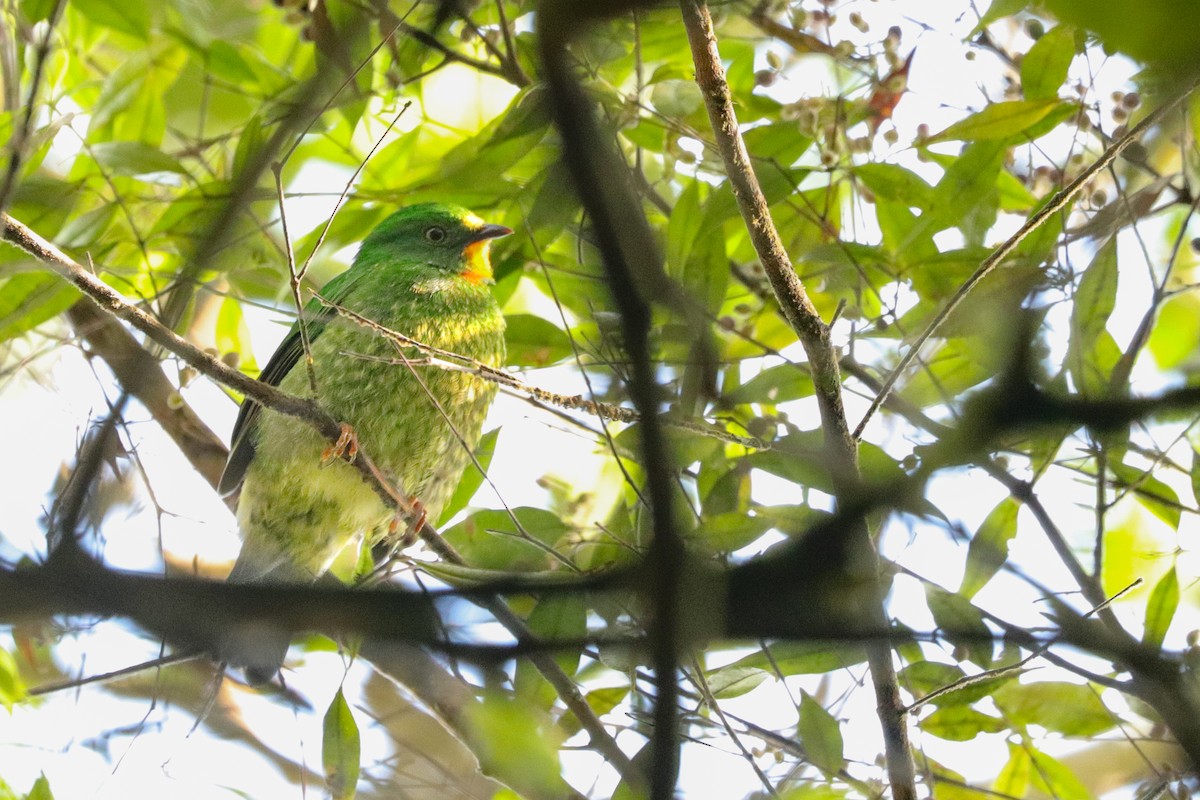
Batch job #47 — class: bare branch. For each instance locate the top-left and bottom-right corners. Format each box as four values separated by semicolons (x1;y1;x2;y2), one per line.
678;2;916;797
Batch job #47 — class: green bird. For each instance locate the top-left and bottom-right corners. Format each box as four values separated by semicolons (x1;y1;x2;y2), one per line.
218;203;509;682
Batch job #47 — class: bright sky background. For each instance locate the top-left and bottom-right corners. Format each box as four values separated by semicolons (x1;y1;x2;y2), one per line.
1;3;1192;798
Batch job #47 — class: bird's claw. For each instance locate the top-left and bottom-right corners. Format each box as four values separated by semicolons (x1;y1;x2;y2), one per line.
321;423;359;465
388;498;427;546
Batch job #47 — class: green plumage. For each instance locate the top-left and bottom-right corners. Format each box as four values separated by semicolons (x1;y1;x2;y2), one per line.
218;203;508;681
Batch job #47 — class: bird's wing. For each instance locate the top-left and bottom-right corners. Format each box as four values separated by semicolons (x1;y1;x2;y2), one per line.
218;270;364;495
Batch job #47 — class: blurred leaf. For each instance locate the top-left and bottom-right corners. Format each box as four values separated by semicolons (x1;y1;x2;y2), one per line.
0;648;25;711
928;99;1071;143
466;692;569;799
650;79;703;117
731;643;867;675
442;507;568;570
921;706;1006;741
1021;25;1076;101
72;0;151;39
504;313;571;367
725;363;815;406
742;123;814;166
960;497;1019;599
704;665;768;699
798;691;843;773
25;775;54;800
971;0;1028;34
1101;500;1175;600
20;0;57;23
1143;566;1179;649
855;162;934;209
1110;461;1181;531
690;512;771;553
1149;293;1200;370
91;142;186;177
56;205;118;249
0;274;79;344
993;681;1115;736
1192;448;1200;506
1043;0;1200;77
322;688;360;800
1068;237;1119;394
925;585;993;668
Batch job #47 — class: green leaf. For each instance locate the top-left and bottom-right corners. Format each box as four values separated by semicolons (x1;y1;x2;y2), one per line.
855;162;934;209
1027;748;1091;800
690;512;772;553
1192;448;1200;507
504;313;571;367
731;642;867;675
24;775;54;800
1143;566;1179;649
1021;25;1076;101
899;660;1021;707
705;665;769;699
971;0;1028;35
20;0;57;23
925;585;993;668
650;79;703;117
798;691;844;774
1068;237;1119;394
993;744;1030;798
56;205;118;249
0;274;79;344
992;681;1115;736
0;648;26;711
91;142;186;177
442;507;568;570
960;497;1019;598
322;688;360;800
928;99;1069;143
921;706;1006;741
1043;0;1200;78
1110;461;1181;531
466;692;568;798
72;0;151;39
1149;293;1200;370
725;362;814;406
438;428;500;525
742;123;814;166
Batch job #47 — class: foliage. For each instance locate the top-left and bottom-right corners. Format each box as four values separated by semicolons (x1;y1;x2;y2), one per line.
1;0;1200;798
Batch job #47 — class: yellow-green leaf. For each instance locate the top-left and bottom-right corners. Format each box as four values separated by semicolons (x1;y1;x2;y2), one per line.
322;688;360;800
1144;566;1179;649
1021;25;1076;101
798;691;844;774
928;99;1068;143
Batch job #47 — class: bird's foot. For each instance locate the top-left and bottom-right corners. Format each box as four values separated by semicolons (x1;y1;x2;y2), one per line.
321;423;359;465
388;498;427;546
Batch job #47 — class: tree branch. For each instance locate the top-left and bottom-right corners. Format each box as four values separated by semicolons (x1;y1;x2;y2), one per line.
538;1;685;795
677;3;916;797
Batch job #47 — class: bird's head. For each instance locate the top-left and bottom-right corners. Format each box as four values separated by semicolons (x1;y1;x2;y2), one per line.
360;203;512;285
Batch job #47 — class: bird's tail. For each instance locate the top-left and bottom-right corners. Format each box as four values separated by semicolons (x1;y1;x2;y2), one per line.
220;546;312;685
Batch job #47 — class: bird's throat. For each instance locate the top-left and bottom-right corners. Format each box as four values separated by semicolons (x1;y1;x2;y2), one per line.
461;240;494;285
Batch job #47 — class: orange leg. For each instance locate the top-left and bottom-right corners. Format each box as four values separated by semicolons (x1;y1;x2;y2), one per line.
321;423;359;465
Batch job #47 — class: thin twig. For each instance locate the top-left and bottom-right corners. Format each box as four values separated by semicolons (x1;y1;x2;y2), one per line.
319;296;768;449
0;0;67;217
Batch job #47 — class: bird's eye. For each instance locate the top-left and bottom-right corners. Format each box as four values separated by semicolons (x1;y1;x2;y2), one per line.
424;226;447;243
